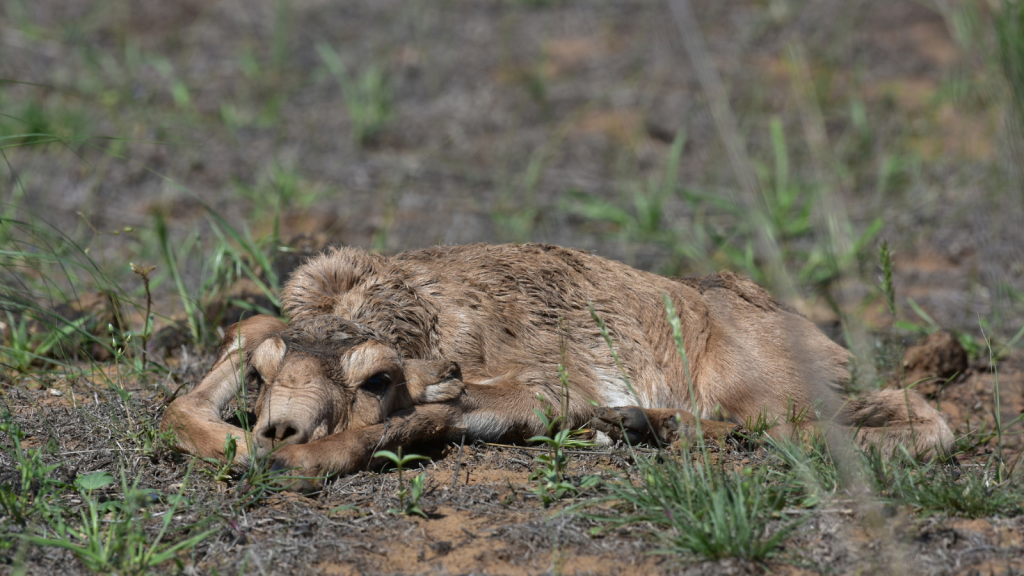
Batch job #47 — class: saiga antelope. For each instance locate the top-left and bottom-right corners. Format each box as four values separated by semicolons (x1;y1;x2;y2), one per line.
162;243;953;478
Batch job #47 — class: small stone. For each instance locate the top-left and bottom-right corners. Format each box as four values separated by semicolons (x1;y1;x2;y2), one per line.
430;541;453;556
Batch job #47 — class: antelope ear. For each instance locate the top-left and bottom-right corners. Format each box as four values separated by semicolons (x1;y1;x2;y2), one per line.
250;336;286;382
218;316;288;382
403;360;464;403
220;315;289;358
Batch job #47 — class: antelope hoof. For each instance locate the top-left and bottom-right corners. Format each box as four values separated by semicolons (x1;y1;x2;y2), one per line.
592;406;656;446
269;445;323;493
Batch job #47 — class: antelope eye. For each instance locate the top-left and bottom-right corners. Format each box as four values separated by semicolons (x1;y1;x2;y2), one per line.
246;367;264;387
361;372;392;395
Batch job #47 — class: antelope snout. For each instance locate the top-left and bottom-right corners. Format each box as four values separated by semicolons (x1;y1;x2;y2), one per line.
255;417;312;454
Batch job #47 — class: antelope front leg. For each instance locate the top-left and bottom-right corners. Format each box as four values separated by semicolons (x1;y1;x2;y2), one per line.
268;402;462;479
161;315;287;466
268;378;569;479
162;352;253;465
268;378;601;483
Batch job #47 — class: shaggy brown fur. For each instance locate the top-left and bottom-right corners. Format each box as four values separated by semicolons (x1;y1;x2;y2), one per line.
162;243;953;477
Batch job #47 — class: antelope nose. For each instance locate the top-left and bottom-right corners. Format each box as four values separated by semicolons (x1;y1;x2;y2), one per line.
261;420;303;443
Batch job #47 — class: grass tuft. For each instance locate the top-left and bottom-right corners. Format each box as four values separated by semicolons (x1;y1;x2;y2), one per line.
866;447;1023;518
584;447;804;561
316;42;393;147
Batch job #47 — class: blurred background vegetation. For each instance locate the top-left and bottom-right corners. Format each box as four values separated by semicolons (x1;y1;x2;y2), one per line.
1;0;1024;372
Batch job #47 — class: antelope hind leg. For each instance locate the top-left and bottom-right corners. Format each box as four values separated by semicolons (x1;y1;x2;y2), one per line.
592;406;740;446
842;388;955;458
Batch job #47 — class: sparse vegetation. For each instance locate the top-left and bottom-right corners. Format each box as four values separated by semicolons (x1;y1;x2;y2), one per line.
1;416;215;573
0;413;67;530
2;0;1024;573
527;398;599;507
865;446;1024;518
22;468;216;575
374;448;430;518
527;328;599;506
585;447;803;562
317;42;393;147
